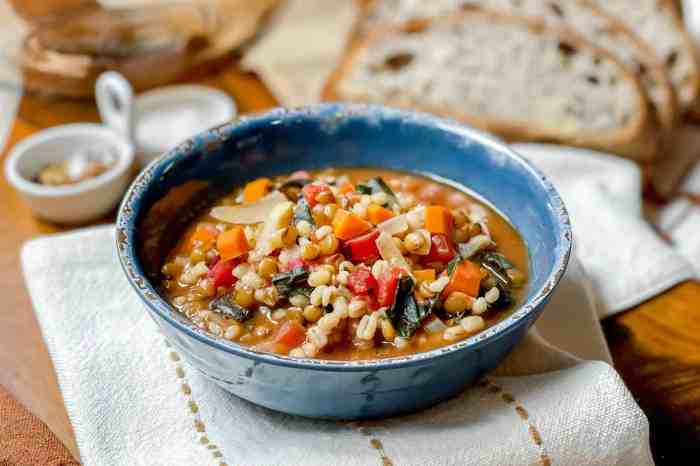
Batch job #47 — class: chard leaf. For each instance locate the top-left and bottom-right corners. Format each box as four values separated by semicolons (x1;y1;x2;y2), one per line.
279;178;312;202
272;267;309;296
388;276;433;337
481;262;510;288
358;176;398;207
293;198;314;226
478;251;514;271
210;294;253;322
280;178;312;190
446;255;462;277
475;251;514;309
357;184;372;195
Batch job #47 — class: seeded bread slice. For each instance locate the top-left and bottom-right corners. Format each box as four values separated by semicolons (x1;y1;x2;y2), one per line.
361;0;677;131
325;10;657;161
587;0;700;112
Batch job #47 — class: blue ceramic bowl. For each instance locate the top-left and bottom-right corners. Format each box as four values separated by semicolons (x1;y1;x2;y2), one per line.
116;103;571;420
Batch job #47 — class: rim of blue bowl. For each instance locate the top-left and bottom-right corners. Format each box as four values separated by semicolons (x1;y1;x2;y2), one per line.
116;103;572;371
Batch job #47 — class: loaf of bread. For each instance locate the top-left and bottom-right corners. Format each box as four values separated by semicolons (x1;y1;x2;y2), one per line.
325;10;657;161
587;0;700;113
362;0;677;131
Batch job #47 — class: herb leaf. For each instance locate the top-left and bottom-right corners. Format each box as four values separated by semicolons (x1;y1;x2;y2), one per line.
280;178;312;190
272;267;310;297
279;178;312;202
479;251;514;271
293;198;314;226
357;184;372;195
210;294;253;322
357;176;398;207
388;276;433;337
475;251;514;309
446;255;462;277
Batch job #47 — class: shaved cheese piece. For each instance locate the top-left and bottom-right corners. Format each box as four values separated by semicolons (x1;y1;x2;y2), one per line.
406;206;426;229
375;231;413;278
458;234;493;259
377;214;408;236
210;191;288;224
423;316;447;334
414;229;432;255
468;205;491;238
255;201;294;256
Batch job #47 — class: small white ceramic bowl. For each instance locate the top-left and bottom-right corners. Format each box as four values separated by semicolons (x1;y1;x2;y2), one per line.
4;123;134;224
96;72;236;167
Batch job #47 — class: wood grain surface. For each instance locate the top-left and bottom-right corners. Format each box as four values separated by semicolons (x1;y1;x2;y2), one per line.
0;57;698;465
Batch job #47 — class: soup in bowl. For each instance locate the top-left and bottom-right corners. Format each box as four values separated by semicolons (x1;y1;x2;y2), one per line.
116;104;571;419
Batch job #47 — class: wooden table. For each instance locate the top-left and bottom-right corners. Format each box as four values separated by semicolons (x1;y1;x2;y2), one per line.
1;59;698;465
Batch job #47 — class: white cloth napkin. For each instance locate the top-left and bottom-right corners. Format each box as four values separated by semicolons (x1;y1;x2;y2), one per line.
241;0;360;107
24;145;699;466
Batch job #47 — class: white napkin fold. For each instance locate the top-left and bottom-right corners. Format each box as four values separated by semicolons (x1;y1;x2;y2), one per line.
25;144;698;466
514;144;696;314
23;226;648;466
241;0;359;107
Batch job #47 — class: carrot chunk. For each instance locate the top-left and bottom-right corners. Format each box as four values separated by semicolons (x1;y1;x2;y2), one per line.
216;226;250;261
275;321;306;348
444;260;482;297
189;225;218;248
332;209;372;240
243;178;271;203
367;204;395;225
338;182;355;194
413;269;436;283
425;206;453;236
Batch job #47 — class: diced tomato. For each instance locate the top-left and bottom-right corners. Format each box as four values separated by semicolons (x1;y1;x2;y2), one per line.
284;257;306;271
347;266;378;294
376;267;401;308
207;258;238;289
275;321;306;348
280;257;316;272
425;234;456;263
302;183;332;208
343;229;380;262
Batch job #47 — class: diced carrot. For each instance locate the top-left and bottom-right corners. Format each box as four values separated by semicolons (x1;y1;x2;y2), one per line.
189;225;218;248
444;260;482;297
332;209;372;240
413;269;436;283
425;206;453;236
275;321;306;348
338;182;355;194
216;226;250;262
367;204;395;224
243;178;271;203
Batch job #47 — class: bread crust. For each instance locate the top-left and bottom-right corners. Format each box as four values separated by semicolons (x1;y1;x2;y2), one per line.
655;0;700;111
324;9;658;161
577;0;678;131
584;0;700;113
358;0;677;133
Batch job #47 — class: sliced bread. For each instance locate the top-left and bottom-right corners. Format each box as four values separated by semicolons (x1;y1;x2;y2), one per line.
586;0;700;112
362;0;677;131
325;10;657;160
